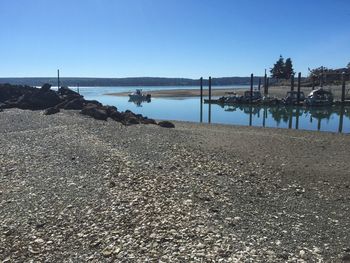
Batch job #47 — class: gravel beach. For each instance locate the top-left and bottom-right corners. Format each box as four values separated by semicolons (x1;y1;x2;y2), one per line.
1;109;350;262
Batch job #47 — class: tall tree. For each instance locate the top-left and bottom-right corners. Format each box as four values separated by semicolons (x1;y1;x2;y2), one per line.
284;58;294;79
347;62;350;69
270;55;285;79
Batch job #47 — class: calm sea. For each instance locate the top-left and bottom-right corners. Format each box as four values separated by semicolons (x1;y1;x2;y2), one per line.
54;86;350;133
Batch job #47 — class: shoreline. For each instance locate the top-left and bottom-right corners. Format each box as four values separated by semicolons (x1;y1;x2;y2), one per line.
105;85;348;99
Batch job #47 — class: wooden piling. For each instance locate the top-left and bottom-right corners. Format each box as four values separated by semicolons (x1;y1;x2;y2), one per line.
57;69;60;90
200;77;203;122
264;73;267;96
258;78;261;91
291;74;294;91
250;73;253;103
208;77;212;123
200;77;203;103
341;72;346;102
208;77;212;101
297;72;301;104
266;77;269;95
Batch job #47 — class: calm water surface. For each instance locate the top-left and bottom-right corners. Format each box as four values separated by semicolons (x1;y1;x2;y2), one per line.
69;86;350;133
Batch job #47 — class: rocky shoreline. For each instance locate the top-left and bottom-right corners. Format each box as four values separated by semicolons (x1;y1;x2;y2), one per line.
0;83;174;128
0;106;350;262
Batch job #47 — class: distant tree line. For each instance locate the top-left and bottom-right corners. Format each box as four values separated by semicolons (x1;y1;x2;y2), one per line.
270;56;349;86
0;77;264;87
308;63;350;85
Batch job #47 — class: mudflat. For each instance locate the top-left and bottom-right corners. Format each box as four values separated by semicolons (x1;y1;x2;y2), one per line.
106;85;349;100
1;109;349;262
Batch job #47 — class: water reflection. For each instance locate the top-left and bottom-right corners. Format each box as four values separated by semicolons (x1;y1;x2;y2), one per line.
203;102;350;133
128;98;151;107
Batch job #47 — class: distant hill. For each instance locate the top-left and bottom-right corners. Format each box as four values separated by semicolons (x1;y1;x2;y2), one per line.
0;77;264;87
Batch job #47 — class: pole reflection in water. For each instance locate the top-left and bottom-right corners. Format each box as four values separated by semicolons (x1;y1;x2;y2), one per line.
202;102;348;133
208;103;211;124
317;118;321;131
262;107;266;127
200;100;203;123
249;106;253;126
295;107;300;130
338;106;344;133
288;108;293;129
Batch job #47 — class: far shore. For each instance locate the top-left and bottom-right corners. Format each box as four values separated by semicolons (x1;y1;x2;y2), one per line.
105;85;348;100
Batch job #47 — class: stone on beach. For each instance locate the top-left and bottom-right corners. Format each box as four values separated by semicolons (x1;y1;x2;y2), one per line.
43;107;60;115
158;120;175;128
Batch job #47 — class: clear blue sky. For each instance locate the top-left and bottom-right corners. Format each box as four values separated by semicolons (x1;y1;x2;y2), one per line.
1;0;349;78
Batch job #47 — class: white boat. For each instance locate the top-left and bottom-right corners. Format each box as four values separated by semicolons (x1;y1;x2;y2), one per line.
305;88;333;106
128;89;151;102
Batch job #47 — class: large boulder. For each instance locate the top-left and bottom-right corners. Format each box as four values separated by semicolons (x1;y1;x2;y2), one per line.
158;121;175;128
0;83;61;110
141;118;157;125
58;86;81;97
80;104;108;121
0;84;36;103
123;116;140;125
41;83;52;92
15;88;61;110
63;98;86;110
104;106;124;121
44;107;60;115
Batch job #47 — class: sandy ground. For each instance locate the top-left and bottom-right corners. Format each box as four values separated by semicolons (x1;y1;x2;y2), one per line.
1;109;350;262
106;85;350;100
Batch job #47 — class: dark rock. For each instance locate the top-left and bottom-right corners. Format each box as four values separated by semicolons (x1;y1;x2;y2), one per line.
41;83;52;92
0;83;37;103
277;253;289;260
124;117;140;125
105;106;123;121
63;98;86;110
58;86;80;97
44;107;60;115
123;110;136;119
84;100;103;107
158;121;175;128
16;89;61;110
80;105;108;121
343;254;350;262
142;118;157;125
35;222;46;229
1;84;63;110
57;86;83;104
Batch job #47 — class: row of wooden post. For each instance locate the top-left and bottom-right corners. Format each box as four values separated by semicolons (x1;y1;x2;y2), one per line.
200;71;348;109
